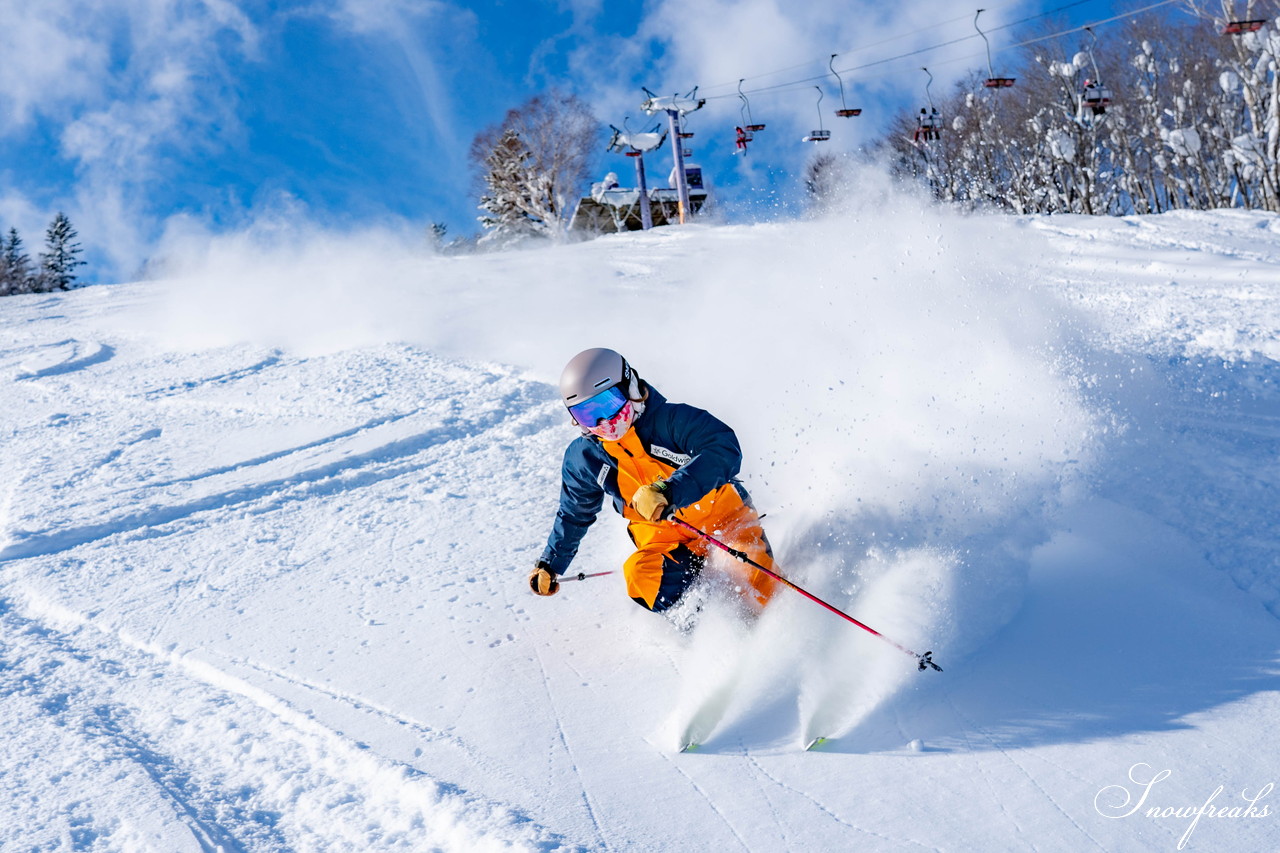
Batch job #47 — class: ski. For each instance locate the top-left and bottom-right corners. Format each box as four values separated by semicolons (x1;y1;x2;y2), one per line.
674;672;740;752
671;611;765;753
804;736;829;751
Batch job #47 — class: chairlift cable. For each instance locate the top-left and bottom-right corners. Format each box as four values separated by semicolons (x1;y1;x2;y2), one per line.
775;0;1176;96
692;8;987;96
697;0;1177;104
695;0;1098;97
1000;0;1182;52
698;0;1103;99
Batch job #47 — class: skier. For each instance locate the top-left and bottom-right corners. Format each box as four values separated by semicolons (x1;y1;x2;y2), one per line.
528;348;777;615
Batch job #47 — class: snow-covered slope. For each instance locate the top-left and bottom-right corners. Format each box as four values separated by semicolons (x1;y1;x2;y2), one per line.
2;190;1278;851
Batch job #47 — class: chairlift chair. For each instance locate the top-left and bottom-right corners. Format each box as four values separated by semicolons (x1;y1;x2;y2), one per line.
734;82;761;154
975;10;1016;88
1223;19;1266;34
912;69;943;143
1077;30;1113;117
829;55;863;117
913;108;943;143
1080;80;1113;115
738;80;767;132
802;87;831;142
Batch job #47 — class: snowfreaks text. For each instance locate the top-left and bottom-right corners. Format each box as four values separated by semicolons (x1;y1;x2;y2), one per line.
1094;762;1273;850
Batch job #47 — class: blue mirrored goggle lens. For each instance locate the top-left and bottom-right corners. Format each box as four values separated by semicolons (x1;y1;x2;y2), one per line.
568;385;628;427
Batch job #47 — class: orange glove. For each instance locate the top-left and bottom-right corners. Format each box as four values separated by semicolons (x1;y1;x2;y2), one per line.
528;562;560;596
632;481;670;522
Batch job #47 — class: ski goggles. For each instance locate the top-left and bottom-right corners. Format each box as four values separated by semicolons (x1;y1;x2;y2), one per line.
568;384;629;427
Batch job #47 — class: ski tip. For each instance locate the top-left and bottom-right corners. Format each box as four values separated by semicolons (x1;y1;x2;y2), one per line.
804;737;828;751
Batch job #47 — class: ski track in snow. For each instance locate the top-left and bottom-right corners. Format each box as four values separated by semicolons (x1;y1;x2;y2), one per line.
3;207;1280;851
528;640;609;851
1;591;561;852
944;695;1108;853
11;338;116;380
0;384;552;563
653;750;752;853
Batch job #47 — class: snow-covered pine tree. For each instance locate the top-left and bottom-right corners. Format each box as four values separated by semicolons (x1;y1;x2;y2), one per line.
803;151;846;212
0;227;36;297
38;212;85;291
476;130;548;248
428;222;448;251
471;92;601;246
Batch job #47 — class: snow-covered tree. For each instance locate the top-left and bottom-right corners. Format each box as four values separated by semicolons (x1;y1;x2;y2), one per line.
878;8;1280;217
475;130;553;247
471;92;601;245
38;212;85;291
428;222;448;249
0;228;36;297
1192;0;1280;211
804;151;848;212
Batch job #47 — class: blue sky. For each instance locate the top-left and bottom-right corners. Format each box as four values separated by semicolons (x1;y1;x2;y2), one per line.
0;0;1187;282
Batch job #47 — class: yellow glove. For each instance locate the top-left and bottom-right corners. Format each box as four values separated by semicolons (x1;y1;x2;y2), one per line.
632;481;670;522
528;562;560;596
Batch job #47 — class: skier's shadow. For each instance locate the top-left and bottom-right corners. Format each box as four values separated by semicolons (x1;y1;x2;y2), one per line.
831;498;1280;755
800;355;1280;756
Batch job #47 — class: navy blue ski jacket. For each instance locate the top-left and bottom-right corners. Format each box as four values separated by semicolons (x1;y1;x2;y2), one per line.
539;387;748;575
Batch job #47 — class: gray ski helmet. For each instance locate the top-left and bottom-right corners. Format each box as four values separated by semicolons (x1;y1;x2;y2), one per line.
559;347;642;408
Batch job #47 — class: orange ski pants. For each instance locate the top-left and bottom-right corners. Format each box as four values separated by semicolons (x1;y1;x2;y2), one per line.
624;486;778;613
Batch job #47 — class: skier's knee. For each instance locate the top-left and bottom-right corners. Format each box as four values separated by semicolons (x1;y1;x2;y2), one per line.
632;545;702;613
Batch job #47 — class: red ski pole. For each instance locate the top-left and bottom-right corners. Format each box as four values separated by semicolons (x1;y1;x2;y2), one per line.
669;516;942;672
559;570;615;583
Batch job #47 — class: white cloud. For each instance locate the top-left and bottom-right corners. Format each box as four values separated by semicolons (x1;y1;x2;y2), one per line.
0;0;258;279
326;0;443;34
0;191;47;247
0;0;257;134
0;2;109;131
320;0;480;195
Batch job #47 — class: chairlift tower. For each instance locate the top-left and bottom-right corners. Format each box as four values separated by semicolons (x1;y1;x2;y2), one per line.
641;87;706;224
608;122;665;231
633;151;652;230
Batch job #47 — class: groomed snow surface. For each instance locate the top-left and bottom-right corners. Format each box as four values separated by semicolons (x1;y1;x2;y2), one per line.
2;187;1278;851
